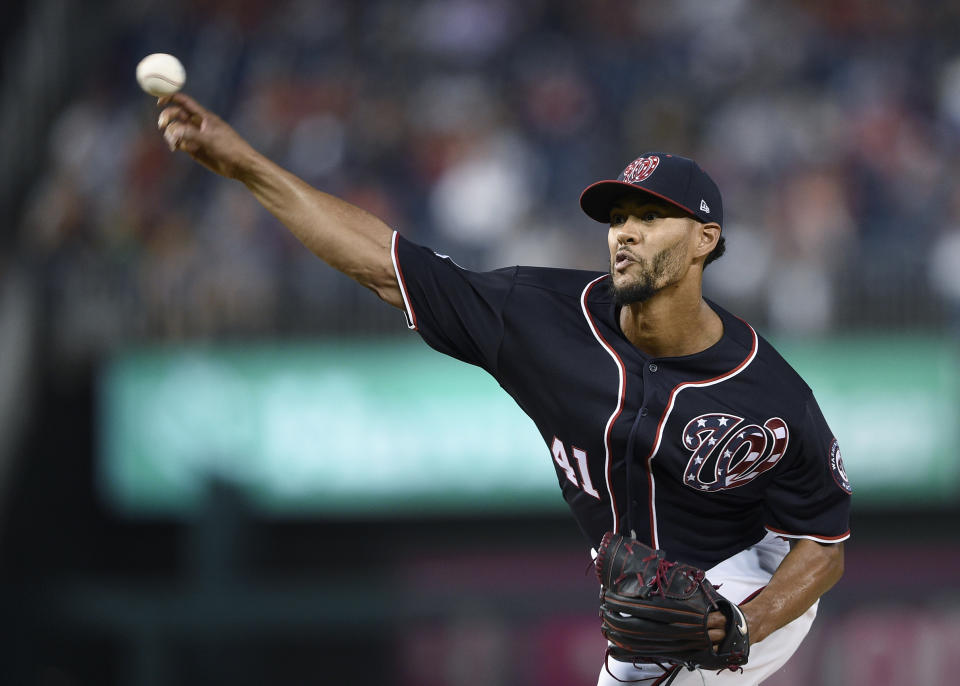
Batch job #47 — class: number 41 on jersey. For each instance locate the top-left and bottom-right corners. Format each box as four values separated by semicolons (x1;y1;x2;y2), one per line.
551;437;601;499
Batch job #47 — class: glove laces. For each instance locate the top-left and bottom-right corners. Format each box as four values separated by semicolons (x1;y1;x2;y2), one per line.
643;554;706;598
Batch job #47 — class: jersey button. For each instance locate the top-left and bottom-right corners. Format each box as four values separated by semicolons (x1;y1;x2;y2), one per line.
639;407;649;417
648;363;658;372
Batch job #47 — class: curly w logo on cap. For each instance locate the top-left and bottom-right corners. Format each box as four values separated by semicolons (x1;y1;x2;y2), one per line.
621;155;660;184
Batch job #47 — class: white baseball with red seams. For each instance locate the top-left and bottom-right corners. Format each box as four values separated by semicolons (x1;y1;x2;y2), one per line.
136;53;186;96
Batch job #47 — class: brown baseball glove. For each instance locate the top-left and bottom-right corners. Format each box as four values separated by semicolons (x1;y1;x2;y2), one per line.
596;532;750;673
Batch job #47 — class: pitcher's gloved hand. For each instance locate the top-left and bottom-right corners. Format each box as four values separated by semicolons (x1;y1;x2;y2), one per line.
596;532;750;672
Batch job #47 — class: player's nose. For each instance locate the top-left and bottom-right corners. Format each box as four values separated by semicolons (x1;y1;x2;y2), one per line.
614;220;642;244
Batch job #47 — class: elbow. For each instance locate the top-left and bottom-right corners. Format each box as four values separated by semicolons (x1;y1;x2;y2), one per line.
823;542;845;591
366;269;405;311
373;282;405;311
345;262;404;311
832;543;845;584
795;538;845;593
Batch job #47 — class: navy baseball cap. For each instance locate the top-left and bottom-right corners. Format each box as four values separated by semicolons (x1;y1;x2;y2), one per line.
579;153;723;228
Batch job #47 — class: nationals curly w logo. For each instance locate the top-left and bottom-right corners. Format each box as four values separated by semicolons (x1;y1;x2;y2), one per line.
680;413;789;492
620;155;660;184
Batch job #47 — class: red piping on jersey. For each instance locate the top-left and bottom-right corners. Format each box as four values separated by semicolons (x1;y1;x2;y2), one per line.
391;231;418;330
645;319;760;548
764;525;851;543
580;275;624;534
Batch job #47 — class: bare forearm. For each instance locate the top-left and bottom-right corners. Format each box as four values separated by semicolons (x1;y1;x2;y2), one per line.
157;93;403;309
238;152;401;306
742;540;844;643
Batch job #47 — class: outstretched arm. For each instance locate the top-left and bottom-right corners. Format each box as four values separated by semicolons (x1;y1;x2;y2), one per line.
708;539;844;645
157;93;403;309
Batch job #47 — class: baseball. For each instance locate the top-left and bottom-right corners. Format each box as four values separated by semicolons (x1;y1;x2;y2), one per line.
136;53;186;97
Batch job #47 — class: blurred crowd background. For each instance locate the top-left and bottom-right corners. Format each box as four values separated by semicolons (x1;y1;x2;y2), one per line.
12;0;960;362
2;1;960;685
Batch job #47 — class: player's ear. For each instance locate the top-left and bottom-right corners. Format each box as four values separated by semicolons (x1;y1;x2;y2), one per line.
693;222;721;259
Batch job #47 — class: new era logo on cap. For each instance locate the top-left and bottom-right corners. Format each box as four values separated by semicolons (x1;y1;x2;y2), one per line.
579;152;723;228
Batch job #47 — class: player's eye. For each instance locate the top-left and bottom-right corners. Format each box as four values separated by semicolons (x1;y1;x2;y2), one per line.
610;213;627;227
641;210;661;222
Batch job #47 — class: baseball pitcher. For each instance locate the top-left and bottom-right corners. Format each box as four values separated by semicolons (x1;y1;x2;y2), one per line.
157;93;851;685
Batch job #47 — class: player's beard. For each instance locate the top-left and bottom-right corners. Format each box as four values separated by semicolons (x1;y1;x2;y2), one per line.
609;241;686;307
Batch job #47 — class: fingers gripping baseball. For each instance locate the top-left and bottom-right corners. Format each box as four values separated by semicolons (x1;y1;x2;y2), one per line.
156;94;253;179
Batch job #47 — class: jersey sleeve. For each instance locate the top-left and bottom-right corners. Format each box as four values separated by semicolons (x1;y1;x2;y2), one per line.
391;232;516;374
762;392;852;543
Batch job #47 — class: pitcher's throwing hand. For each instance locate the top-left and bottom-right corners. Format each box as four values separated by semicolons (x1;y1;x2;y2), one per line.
157;94;258;180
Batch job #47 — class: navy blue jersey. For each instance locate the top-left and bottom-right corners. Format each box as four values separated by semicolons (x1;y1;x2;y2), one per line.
391;233;851;570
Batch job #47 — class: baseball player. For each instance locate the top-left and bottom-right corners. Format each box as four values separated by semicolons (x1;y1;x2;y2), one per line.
157;94;851;685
